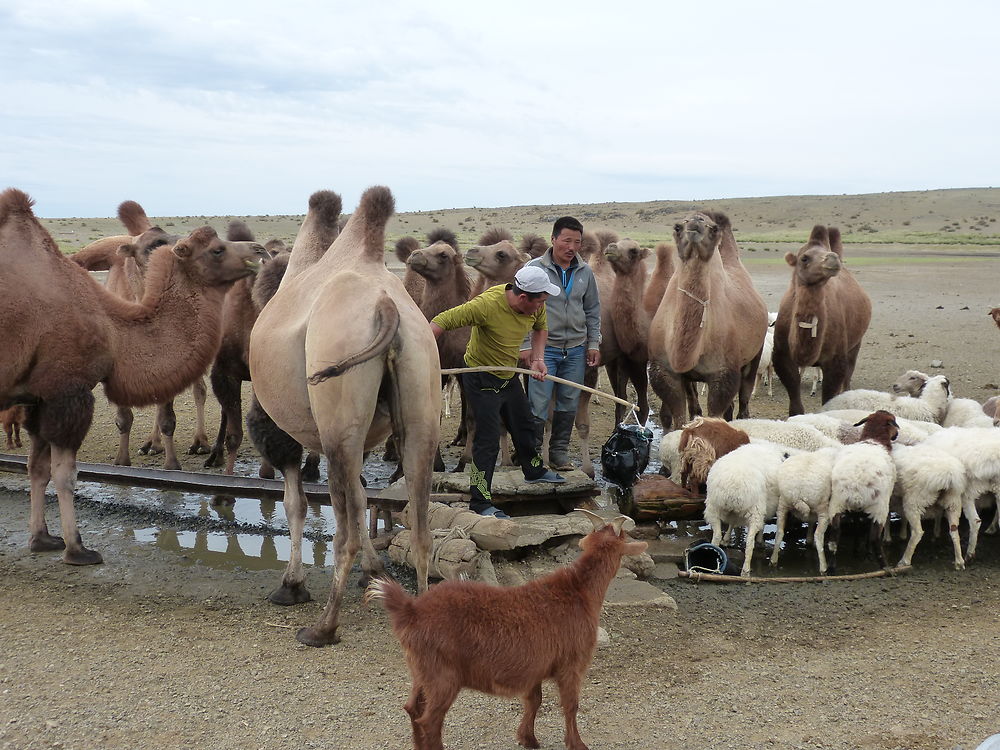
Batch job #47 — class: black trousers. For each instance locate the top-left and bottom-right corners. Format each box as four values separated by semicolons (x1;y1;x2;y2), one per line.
462;371;546;512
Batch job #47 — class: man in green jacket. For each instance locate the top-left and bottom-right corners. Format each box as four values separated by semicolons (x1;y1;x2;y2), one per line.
430;266;565;518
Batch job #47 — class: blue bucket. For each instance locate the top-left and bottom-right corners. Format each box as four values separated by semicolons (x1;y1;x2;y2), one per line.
684;541;729;575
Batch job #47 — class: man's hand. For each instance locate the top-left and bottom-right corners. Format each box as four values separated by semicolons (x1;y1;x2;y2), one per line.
518;349;532;367
586;348;601;367
530;358;548;381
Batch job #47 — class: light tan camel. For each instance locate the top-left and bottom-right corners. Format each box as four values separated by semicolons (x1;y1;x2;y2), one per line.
72;202;214;467
248;186;438;647
0;188;259;564
648;211;768;431
642;241;676;321
464;227;531;297
772;225;872;415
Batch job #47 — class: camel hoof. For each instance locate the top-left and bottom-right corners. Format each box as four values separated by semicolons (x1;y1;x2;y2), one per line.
301;467;320;483
188;442;211;455
268;584;312;606
28;532;66;552
258;465;276;480
295;626;340;648
63;547;103;566
203;451;224;469
138;442;151;455
163;459;182;471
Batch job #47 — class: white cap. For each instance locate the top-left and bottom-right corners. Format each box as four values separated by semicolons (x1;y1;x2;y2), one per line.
514;266;560;296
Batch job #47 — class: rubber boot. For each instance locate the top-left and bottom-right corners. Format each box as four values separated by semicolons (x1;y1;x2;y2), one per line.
532;416;546;456
548;411;575;471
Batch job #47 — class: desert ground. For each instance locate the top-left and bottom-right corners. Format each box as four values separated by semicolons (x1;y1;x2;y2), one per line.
3;192;1000;750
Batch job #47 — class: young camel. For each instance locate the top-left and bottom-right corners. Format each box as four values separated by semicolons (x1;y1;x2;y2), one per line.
0;188;259;564
465;227;528;297
772;225;872;415
648;211;768;431
71;202;214;467
248;186;438;647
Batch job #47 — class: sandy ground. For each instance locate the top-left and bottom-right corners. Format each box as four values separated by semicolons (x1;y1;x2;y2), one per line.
2;247;1000;750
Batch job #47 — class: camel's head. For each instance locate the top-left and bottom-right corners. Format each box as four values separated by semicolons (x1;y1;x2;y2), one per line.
117;227;179;275
464;239;528;278
263;238;288;257
785;225;841;286
604;239;649;275
171;226;263;286
674;212;720;262
407;240;463;282
990;307;1000;329
891;369;930;396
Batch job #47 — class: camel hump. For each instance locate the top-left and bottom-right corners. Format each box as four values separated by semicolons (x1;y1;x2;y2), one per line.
828;227;844;257
309;190;343;226
0;188;35;226
702;210;731;231
252;252;290;312
395;236;419;262
808;225;830;247
594;228;619;252
117;200;152;235
428;227;459;250
227;220;255;242
353;185;395;258
307;293;400;384
519;232;547;258
477;226;513;246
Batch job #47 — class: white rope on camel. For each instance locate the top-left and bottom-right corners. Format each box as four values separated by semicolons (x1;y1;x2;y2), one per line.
678;287;709;328
439;365;641;423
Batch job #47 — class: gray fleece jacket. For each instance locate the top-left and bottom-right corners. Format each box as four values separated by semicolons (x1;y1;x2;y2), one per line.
521;248;601;350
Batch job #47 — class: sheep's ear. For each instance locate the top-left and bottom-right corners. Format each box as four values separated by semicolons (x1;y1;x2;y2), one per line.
853;416;870;427
784;252;797;267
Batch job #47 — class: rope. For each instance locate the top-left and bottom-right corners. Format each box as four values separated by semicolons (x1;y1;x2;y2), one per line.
430;525;471;580
677;565;912;584
439;365;640;419
678;287;709;328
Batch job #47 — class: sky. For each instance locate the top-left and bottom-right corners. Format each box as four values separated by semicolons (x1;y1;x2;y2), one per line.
1;0;997;217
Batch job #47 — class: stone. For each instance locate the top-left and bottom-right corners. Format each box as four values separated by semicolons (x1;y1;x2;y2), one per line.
603;578;678;609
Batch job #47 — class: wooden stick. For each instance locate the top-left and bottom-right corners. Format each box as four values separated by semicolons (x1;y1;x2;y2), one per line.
677;566;912;583
439;366;639;414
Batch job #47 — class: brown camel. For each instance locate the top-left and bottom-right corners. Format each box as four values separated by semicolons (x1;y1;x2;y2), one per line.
204;215;334;481
648;211;768;431
0;188;259;565
464;227;531;297
642;241;676;321
772;225;872;415
247;186;438;647
394;236;425;304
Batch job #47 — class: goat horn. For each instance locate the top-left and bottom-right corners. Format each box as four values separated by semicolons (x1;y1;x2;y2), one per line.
573;508;606;529
609;515;637;535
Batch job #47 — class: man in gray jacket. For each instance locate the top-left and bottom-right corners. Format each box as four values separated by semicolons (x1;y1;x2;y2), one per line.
519;216;601;470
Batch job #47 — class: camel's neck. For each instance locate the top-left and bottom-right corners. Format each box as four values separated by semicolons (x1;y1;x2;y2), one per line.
642;259;673;320
101;254;228;407
787;279;829;366
611;265;649;358
420;270;471;318
666;257;720;372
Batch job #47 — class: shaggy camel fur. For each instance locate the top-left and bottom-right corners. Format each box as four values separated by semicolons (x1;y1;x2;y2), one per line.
648;211;768;431
395;236;425;304
248;186;438;647
204;219;326;482
519;231;548;259
279;189;344;289
0;188;259;564
772;225;872;415
1;405;25;449
71;202;214;467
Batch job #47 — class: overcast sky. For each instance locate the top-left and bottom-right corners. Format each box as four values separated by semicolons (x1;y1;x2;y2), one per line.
2;0;997;217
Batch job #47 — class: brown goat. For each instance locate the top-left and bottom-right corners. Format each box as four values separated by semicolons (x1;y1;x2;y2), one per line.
772;225;872;415
1;405;25;449
367;512;646;750
678;416;750;492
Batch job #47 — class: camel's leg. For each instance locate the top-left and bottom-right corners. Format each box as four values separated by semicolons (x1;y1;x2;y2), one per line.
517;682;543;750
842;342;863;392
188;376;211;454
821;357;851;405
622;357;650;425
113;405;133;466
3;424;11;450
155;401;181;470
737;347;764;419
301;451;322;483
648;361;688;432
26;435;64;552
396;376;436;595
205;410;228;469
139;415;164;455
773;347;805;416
270;464;313;606
706;370;740;420
206;368;241;471
49;445;102;565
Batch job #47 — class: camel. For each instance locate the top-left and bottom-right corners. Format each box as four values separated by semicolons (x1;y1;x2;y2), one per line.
465;228;529;297
0;188;259;565
394;236;425;304
71;202;214;467
648;211;768;431
247;186;438;647
204;218;330;481
771;225;872;415
642;241;676;321
519;231;548;259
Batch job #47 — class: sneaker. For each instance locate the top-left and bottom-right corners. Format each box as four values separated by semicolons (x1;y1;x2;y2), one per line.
525;469;566;484
475;505;511;519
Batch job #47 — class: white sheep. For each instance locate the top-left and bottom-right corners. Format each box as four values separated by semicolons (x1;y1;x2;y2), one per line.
892;369;995;428
754;312;778;398
817;411;899;575
820;374;951;424
705;441;801;577
891;442;967;570
790;410;942;446
772;446;839;571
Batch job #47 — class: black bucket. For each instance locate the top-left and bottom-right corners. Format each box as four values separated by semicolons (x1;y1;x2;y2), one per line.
684;540;730;575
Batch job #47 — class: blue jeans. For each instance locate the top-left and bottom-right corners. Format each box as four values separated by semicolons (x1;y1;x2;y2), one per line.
527;344;587;419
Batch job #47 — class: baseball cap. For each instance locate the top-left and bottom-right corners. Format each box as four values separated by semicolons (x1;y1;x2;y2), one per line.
514;266;560;296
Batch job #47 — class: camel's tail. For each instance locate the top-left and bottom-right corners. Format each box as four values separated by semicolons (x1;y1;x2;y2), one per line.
307;294;400;384
117;200;152;235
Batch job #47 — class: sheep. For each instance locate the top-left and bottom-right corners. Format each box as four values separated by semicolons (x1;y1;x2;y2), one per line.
772;446;840;571
982;395;1000;424
820;374;951;424
366;512;647;750
754;312;778;397
790;410;941;446
920;426;1000;551
891;442;967;570
677;416;750;492
818;411;899;575
892;369;995;428
705;441;801;577
803;366;823;397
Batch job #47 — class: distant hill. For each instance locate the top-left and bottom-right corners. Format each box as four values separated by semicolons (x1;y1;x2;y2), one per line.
45;187;1000;254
